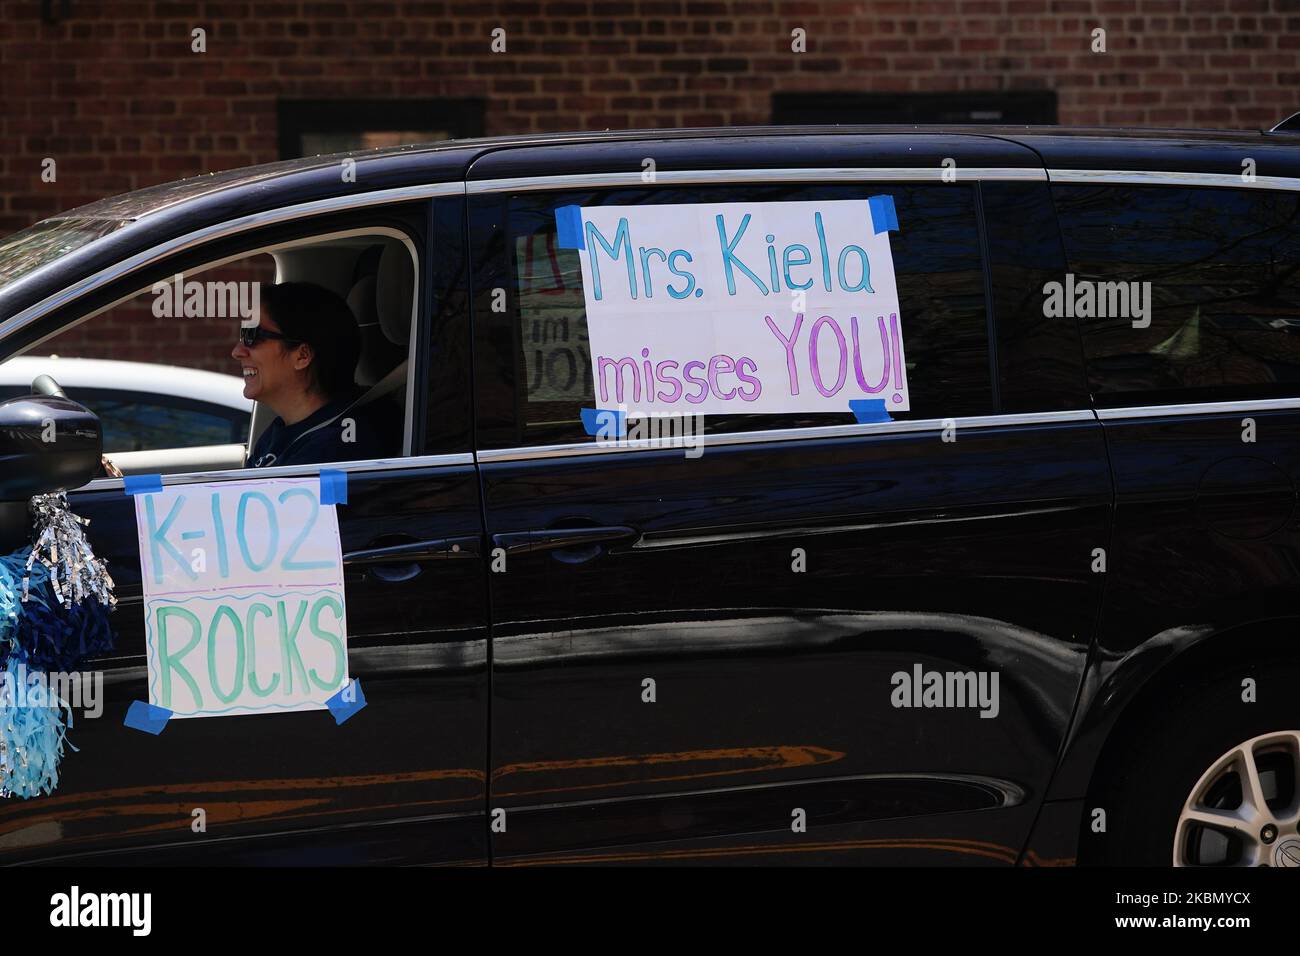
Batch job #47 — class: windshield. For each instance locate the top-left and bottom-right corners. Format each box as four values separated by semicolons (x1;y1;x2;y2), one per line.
0;217;129;289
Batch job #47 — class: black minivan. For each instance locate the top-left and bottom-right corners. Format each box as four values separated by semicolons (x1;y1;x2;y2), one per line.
1;125;1298;867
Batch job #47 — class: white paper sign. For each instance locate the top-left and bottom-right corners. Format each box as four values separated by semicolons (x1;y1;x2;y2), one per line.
133;477;349;718
571;198;910;417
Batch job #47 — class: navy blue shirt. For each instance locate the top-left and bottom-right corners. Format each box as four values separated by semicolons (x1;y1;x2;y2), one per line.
248;389;398;468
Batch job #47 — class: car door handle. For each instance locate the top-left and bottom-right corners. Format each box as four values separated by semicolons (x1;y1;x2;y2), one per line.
491;526;640;562
345;536;481;564
344;536;480;582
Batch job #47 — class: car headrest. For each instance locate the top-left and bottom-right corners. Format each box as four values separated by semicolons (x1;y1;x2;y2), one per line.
346;273;378;327
376;243;413;347
349;268;403;388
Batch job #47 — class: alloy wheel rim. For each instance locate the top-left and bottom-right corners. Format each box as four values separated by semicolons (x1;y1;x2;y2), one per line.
1174;730;1300;866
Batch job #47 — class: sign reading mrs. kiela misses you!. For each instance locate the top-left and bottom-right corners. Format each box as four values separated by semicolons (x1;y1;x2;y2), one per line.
133;477;349;718
569;198;910;418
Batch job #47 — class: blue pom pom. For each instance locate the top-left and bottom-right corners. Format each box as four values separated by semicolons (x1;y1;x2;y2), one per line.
1;547;107;800
0;647;76;799
4;549;115;673
0;555;21;650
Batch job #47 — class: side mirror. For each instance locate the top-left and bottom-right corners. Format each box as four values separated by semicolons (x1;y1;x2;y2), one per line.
0;393;102;501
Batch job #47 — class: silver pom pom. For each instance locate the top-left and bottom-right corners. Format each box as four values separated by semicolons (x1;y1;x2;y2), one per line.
24;492;116;610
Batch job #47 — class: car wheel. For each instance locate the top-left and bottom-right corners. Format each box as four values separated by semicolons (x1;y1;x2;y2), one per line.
1094;660;1300;866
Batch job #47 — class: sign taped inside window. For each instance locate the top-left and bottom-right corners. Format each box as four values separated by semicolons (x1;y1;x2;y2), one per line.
559;198;909;417
133;477;349;719
515;230;591;405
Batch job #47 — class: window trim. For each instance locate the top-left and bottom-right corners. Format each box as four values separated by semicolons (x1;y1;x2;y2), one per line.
76;451;476;493
1048;169;1300;191
1097;397;1300;421
1;182;464;346
475;410;1097;463
467;167;1047;196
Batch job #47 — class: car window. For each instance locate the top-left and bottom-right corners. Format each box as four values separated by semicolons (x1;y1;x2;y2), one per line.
0;381;247;451
18;255;271;458
1054;184;1300;406
983;181;1090;413
479;181;993;449
40;255;276;378
74;388;248;451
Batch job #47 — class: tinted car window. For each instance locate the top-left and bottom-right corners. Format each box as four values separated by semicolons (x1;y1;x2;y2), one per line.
0;385;245;450
85;391;245;451
1055;185;1300;406
491;182;993;448
983;181;1089;413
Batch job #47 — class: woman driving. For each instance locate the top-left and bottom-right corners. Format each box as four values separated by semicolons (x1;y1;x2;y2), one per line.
233;281;395;468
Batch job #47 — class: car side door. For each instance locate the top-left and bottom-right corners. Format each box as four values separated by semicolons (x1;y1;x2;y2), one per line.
469;139;1113;865
1044;176;1300;864
0;194;489;865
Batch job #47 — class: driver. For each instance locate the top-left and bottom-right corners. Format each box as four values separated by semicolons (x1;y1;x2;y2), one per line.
234;281;397;468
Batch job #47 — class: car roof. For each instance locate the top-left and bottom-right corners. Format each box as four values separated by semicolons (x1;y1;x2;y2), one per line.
36;124;1294;225
4;124;1298;327
0;355;251;411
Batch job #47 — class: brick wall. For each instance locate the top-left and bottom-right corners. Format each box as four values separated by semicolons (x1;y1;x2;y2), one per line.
2;1;1297;372
40;257;276;375
3;0;1299;236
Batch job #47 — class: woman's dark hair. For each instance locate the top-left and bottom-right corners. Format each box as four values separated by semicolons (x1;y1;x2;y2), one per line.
260;281;360;398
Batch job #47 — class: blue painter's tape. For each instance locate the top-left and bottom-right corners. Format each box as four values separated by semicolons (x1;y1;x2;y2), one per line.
326;679;367;725
124;701;172;735
849;399;893;423
580;407;626;437
868;194;899;234
554;205;585;250
122;473;163;495
319;469;348;505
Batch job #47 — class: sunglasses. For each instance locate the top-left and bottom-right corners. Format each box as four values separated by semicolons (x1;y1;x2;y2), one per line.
238;326;301;348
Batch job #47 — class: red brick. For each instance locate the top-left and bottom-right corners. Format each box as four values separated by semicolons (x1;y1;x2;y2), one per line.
0;0;1291;252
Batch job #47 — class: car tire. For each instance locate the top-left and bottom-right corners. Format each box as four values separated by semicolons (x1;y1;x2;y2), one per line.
1092;657;1300;866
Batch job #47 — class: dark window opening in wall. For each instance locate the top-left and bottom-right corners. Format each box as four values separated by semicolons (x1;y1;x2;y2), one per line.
771;91;1058;125
278;99;486;159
